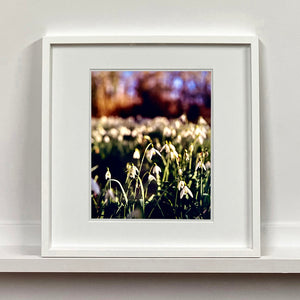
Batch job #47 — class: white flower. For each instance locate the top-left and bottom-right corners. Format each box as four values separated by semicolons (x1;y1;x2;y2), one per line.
98;127;106;136
160;143;170;153
198;136;204;145
163;127;172;137
128;164;139;178
147;147;161;161
133;148;140;159
92;130;99;138
184;151;190;162
131;129;138;137
171;129;176;137
152;165;161;176
103;136;110;143
180;185;193;199
199;116;207;125
205;161;211;169
170;150;179;161
105;189;115;200
196;161;206;171
177;180;185;191
148;174;156;183
91;178;100;195
169;143;176;152
109;128;118;138
95;135;102;143
178;168;183;176
119;126;131;136
180;114;187;123
137;134;143;144
200;130;207;139
105;169;111;180
175;120;181;129
176;135;182;143
167;143;179;161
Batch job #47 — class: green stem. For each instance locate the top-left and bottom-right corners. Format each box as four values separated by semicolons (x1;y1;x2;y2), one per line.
137;176;145;215
108;179;129;204
175;187;179;218
148;180;176;218
138;143;152;176
162;158;169;182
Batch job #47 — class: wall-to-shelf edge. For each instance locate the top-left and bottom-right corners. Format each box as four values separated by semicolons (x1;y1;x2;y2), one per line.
0;246;300;273
0;222;299;272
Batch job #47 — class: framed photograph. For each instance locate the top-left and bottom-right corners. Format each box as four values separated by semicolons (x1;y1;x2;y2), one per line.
42;36;260;257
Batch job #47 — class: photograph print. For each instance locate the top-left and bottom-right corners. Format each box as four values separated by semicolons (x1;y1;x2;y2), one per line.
91;71;211;219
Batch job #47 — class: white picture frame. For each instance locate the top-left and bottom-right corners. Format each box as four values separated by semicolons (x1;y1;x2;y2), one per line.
42;36;260;258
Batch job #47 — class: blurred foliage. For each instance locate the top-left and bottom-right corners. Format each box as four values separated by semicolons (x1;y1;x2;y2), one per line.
92;71;211;125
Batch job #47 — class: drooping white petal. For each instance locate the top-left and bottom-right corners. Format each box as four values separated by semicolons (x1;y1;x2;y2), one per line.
91;179;100;195
148;174;156;183
105;169;111;180
133;148;140;159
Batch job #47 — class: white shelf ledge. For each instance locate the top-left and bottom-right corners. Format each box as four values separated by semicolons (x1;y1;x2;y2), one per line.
0;246;300;273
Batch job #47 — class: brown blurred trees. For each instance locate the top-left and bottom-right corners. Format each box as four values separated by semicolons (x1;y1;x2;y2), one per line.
92;71;211;125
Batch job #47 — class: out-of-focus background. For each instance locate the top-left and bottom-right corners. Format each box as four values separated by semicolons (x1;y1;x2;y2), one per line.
92;71;211;124
0;0;300;297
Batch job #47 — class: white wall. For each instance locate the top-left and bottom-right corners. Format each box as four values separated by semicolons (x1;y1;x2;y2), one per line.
0;0;299;297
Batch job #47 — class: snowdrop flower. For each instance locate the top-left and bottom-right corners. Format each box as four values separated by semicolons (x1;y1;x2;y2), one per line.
177;180;185;191
104;136;110;143
176;135;182;143
199;116;207;125
137;134;143;144
195;127;202;136
147;147;161;161
184;150;190;162
92;130;99;138
205;161;211;169
180;185;193;199
196;161;206;171
101;116;107;123
171;129;176;137
152;164;161;176
105;168;111;180
200;130;207;139
180;114;187;123
131;129;138;137
91;178;100;195
178;168;183;176
105;189;115;200
128;164;139;178
175;119;181;129
169;143;176;153
120;126;131;136
148;174;156;183
109;128;118;138
161;142;170;153
198;136;204;145
169;143;179;160
163;127;172;137
95;135;102;143
133;148;140;159
170;150;179;161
